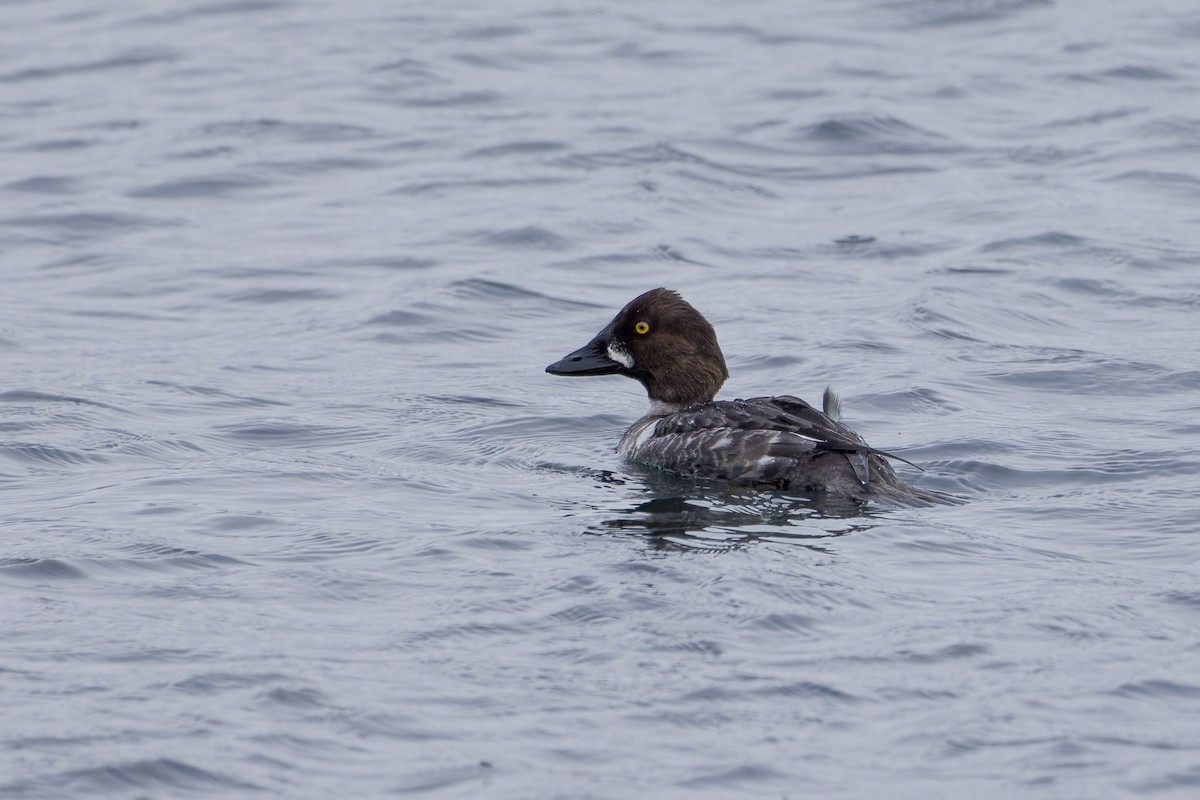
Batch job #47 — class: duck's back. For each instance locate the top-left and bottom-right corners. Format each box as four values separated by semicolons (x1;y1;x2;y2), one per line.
618;395;949;504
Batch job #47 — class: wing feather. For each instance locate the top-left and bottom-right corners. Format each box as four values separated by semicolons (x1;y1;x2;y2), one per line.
628;396;921;486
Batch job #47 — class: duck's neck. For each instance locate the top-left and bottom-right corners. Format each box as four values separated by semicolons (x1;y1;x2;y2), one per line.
647;398;689;417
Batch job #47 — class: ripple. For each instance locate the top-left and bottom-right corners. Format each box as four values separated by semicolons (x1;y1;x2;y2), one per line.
0;443;109;467
16;137;100;152
753;681;860;701
556;142;705;170
0;758;261;797
214;421;366;446
1160;591;1200;611
986;361;1200;396
1112;680;1200;699
197;118;377;143
329;255;438;271
676;763;788;789
979;230;1092;253
467;140;567;158
224;288;340;303
898;643;989;663
1064;65;1178;83
1138;115;1200;145
259;156;383;175
750;612;820;633
472;226;572;250
127;174;269;199
144;381;288;408
366;309;434;327
0;558;89;581
262;686;328;709
135;0;293;24
396;90;501;108
1;212;177;241
0;48;178;83
1104;169;1200;199
791;114;955;154
0;390;124;410
889;0;1051;27
390;762;495;795
449;277;573;305
170;671;291;695
4;175;79;193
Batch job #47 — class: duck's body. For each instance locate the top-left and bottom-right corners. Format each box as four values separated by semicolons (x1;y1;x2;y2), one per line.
547;288;952;505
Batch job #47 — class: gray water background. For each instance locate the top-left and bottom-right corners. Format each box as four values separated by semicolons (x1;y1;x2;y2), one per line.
3;0;1200;797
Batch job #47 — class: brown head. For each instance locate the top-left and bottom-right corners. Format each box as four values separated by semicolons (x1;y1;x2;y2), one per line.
545;288;729;409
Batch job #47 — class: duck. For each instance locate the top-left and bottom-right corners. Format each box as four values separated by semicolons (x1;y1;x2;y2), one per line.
546;288;953;505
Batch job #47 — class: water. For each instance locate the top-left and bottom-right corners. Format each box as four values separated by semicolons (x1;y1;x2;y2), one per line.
3;0;1200;796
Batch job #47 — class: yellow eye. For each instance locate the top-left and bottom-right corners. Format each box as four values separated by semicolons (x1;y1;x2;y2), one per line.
634;321;650;335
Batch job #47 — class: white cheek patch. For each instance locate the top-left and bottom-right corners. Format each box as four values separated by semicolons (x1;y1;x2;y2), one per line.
606;342;634;369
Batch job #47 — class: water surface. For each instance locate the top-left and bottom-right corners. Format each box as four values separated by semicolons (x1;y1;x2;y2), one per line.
3;0;1200;797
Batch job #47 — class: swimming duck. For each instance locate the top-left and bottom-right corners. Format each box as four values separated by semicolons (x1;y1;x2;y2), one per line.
546;288;951;504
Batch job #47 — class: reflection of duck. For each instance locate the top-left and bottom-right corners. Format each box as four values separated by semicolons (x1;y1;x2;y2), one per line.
547;288;954;505
595;471;884;551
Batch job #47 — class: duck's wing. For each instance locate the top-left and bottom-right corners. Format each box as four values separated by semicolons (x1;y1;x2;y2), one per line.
628;407;815;486
759;395;924;472
634;396;919;487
